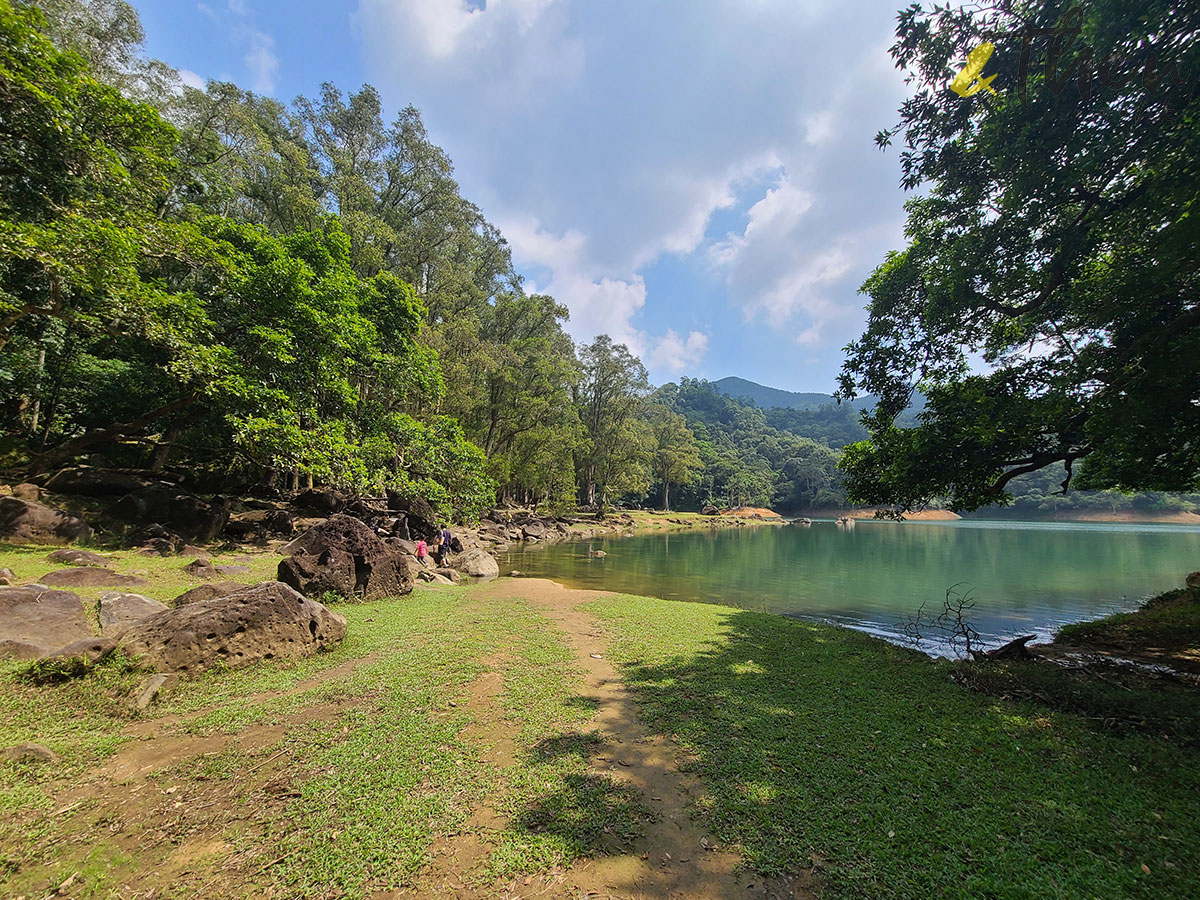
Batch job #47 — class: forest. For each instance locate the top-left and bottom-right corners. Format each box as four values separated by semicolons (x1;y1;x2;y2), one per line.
2;0;1196;521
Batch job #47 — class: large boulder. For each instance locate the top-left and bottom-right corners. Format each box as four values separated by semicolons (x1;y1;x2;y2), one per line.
109;485;230;544
278;515;413;600
454;548;500;579
39;568;148;589
172;581;249;606
0;585;94;659
384;493;438;541
46;548;110;567
98;592;168;635
45;467;156;497
0;498;94;545
291;488;348;514
223;508;295;541
118;581;346;674
11;483;40;501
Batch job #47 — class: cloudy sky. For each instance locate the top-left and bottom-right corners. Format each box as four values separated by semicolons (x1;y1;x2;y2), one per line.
137;0;913;392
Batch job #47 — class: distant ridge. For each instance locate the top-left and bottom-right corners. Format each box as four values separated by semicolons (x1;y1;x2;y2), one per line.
712;376;872;411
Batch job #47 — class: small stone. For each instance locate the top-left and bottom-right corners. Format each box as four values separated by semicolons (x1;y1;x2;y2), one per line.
134;673;172;710
3;742;58;764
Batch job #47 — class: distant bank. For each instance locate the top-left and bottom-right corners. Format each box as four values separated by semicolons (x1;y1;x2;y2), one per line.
797;508;1200;525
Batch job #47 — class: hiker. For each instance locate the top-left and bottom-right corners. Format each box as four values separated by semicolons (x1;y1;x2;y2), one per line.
431;532;444;567
438;524;453;564
415;538;429;567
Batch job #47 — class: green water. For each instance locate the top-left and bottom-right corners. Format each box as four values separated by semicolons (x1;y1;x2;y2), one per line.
502;519;1200;652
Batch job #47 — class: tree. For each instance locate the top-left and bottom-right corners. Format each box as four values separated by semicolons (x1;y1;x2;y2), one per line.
838;0;1200;514
574;335;650;512
646;404;702;511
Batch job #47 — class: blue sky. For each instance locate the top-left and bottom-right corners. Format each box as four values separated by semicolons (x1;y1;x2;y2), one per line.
136;0;913;393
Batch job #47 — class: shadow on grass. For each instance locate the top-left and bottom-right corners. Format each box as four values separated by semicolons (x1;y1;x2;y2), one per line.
598;603;1200;900
490;729;647;876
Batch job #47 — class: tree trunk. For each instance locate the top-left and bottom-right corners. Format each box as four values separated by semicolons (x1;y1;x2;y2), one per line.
28;346;46;434
663;481;671;512
150;424;181;472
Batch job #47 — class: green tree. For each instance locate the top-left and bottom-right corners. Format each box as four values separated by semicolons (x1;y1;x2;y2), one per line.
574;335;651;512
646;404;702;511
838;0;1200;514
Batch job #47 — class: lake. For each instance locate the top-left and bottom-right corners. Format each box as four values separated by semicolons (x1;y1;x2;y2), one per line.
502;519;1200;654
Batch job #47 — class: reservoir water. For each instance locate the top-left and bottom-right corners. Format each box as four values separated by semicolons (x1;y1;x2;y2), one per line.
502;519;1200;653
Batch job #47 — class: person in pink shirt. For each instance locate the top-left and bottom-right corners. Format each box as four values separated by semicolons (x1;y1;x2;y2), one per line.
415;539;429;567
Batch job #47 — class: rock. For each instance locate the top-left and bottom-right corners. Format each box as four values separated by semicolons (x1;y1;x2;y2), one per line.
12;483;40;501
182;559;251;580
98;592;168;635
0;568;12;580
291;488;348;514
110;485;230;544
0;585;93;659
522;520;547;539
118;581;347;674
589;549;607;558
172;582;249;606
46;548;110;567
453;548;499;578
133;673;172;710
700;504;719;516
45;467;159;497
388;538;417;556
39;568;148;589
3;743;58;764
278;515;413;600
224;508;296;541
0;497;94;545
384;493;438;540
419;572;454;585
432;567;461;584
25;636;118;680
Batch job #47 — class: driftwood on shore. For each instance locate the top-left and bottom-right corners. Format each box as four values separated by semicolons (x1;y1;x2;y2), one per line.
971;634;1037;661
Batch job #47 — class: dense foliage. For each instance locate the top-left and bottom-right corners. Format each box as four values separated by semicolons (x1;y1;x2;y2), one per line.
839;0;1200;514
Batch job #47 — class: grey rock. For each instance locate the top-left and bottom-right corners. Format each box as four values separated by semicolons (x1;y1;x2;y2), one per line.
3;743;58;764
0;498;94;545
118;581;347;674
110;485;229;544
278;515;413;600
39;568;148;589
454;548;499;578
46;548;110;567
172;582;249;606
0;585;93;659
98;592;168;635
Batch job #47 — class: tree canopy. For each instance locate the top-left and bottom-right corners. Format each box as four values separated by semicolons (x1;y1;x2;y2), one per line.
838;0;1200;514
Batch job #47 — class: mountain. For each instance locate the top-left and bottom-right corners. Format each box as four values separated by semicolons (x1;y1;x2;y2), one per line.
712;377;872;411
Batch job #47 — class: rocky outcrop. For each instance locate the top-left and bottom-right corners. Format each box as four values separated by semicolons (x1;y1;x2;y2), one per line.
39;568;148;589
453;547;499;578
172;581;249;606
278;515;413;600
11;483;40;501
118;581;346;674
385;492;438;541
110;485;230;544
223;508;295;541
46;548;110;567
0;498;94;545
0;585;94;659
98;592;168;635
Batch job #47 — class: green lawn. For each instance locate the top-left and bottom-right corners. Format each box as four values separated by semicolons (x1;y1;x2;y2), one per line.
588;594;1200;900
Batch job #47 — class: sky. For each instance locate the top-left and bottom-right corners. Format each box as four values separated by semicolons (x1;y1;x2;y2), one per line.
135;0;914;393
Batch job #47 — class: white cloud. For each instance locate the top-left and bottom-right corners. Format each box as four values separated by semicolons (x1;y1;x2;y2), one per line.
178;68;206;90
649;330;709;372
240;28;279;93
199;1;280;95
357;0;912;383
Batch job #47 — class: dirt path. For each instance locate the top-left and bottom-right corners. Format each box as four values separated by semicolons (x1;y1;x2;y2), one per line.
475;579;815;900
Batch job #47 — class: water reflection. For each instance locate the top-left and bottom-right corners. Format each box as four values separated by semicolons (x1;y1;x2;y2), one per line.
504;520;1200;651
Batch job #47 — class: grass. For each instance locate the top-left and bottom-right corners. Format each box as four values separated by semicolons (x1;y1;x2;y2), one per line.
1055;588;1200;658
0;563;649;898
588;593;1200;900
